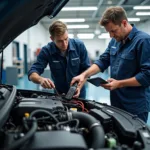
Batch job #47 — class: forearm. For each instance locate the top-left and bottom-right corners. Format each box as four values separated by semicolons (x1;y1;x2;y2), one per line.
82;64;101;78
78;78;87;89
118;77;141;88
29;72;42;84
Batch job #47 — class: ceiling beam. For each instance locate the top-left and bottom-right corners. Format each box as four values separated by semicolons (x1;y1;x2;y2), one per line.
129;0;150;15
117;0;127;6
92;0;104;18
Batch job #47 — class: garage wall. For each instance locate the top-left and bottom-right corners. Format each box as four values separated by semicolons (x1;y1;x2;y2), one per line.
3;22;50;68
137;21;150;34
81;38;108;60
3;21;150;69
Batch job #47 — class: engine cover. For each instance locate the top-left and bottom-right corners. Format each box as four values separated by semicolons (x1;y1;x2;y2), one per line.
13;98;64;118
19;131;87;150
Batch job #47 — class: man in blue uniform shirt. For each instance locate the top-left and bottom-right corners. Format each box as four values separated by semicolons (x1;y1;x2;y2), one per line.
28;20;90;98
71;6;150;122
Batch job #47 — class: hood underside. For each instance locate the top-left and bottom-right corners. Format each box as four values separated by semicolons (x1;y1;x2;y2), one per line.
0;0;69;53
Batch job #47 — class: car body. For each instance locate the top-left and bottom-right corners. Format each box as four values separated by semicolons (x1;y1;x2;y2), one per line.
0;0;150;150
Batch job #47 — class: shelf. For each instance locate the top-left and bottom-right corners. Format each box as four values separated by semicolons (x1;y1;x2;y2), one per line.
13;60;24;78
18;73;24;78
16;65;23;69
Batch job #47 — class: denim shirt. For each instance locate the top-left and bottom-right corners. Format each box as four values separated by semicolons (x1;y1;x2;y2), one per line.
94;25;150;114
28;38;90;98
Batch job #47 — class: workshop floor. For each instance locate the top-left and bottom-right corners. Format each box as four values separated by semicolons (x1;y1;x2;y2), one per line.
17;73;150;126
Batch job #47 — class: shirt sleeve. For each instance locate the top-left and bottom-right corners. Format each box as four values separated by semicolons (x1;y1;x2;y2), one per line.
28;47;48;80
79;42;91;71
93;41;111;72
135;38;150;86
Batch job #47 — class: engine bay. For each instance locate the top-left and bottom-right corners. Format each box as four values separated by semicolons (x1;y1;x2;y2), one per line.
0;85;150;150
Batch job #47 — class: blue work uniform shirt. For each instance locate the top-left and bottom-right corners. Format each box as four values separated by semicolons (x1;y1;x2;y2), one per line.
94;25;150;115
28;38;90;98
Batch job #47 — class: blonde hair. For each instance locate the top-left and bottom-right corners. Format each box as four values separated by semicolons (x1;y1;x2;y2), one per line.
100;6;128;26
49;20;68;37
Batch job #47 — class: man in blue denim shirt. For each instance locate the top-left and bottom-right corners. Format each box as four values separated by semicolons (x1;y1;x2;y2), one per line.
71;6;150;122
28;20;90;98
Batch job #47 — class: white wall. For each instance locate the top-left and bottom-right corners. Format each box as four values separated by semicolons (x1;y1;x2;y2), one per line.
81;38;108;60
3;22;49;68
3;44;12;68
137;20;150;34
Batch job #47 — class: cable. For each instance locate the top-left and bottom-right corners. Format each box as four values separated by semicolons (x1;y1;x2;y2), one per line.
7;118;37;150
56;119;79;129
30;109;59;123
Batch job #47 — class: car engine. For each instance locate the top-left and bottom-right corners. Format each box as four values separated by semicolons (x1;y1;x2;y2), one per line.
0;85;150;150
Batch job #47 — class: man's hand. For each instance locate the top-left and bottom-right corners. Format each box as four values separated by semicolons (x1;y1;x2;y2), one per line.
73;87;81;98
71;74;86;98
101;77;141;91
39;77;55;89
101;78;121;90
71;74;85;87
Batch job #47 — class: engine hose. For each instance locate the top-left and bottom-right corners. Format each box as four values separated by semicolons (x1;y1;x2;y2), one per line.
72;112;105;149
29;109;59;123
7;118;37;150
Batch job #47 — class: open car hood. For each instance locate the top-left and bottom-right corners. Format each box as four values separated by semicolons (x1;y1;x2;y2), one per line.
0;1;150;150
0;0;69;53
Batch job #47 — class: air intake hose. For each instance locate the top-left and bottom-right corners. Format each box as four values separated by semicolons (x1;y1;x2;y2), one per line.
72;112;105;149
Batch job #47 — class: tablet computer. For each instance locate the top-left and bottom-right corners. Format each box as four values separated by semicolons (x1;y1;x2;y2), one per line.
87;77;108;87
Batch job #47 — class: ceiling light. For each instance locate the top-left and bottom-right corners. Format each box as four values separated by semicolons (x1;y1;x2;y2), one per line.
67;25;89;29
136;12;150;16
94;29;101;35
68;34;74;38
128;18;140;21
133;6;150;10
59;18;85;22
62;7;97;11
77;34;95;39
98;33;110;39
107;0;112;5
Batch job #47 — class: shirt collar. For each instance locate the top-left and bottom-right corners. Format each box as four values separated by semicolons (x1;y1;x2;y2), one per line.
127;24;138;41
68;38;76;51
121;24;138;44
50;38;75;55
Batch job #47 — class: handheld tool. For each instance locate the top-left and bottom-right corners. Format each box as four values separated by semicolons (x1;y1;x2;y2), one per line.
54;87;60;96
65;82;78;100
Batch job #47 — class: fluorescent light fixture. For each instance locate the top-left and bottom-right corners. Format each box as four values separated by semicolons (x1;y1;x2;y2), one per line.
67;25;89;29
98;33;110;39
128;18;140;21
136;12;150;16
62;7;97;11
134;6;150;10
94;29;101;35
77;34;95;39
59;18;85;22
68;34;74;38
107;0;112;5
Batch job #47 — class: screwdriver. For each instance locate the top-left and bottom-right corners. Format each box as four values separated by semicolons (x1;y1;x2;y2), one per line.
54;87;60;96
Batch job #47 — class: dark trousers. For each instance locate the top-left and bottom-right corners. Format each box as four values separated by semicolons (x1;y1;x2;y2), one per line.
137;112;148;123
111;100;148;123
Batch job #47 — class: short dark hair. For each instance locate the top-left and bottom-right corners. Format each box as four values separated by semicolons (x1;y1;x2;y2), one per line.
49;20;68;37
100;6;128;26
